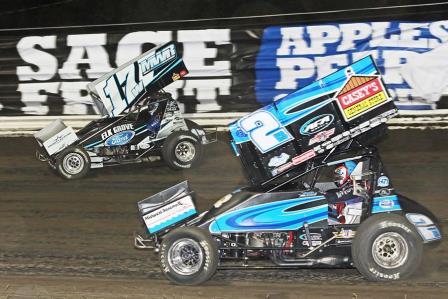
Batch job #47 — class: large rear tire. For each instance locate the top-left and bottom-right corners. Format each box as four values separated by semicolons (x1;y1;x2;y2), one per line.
352;213;422;281
162;131;203;170
55;147;90;180
159;227;218;285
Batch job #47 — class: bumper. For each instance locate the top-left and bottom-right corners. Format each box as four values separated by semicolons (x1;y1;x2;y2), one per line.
202;128;218;145
134;232;156;250
35;149;49;162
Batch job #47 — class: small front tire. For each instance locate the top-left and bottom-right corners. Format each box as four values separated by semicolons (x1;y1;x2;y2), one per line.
352;213;423;281
55;147;90;179
159;227;218;285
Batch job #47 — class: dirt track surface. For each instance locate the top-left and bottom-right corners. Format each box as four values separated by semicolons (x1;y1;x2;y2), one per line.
0;130;447;298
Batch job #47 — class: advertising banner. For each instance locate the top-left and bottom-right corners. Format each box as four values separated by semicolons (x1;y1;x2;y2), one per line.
0;20;447;116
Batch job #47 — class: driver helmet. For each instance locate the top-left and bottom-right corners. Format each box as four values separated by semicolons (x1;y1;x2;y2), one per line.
334;161;357;187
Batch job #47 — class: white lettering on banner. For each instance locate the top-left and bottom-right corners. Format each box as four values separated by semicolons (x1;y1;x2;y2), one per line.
60;81;91;114
179;78;231;112
314;54;349;78
15;29;232;115
178;29;231;76
307;25;341;55
398;23;429;48
16;36;58;81
59;34;113;79
429;21;448;45
277;27;312;55
272;21;448;107
275;57;315;89
116;31;172;65
337;23;372;52
17;82;59;114
382;50;418;85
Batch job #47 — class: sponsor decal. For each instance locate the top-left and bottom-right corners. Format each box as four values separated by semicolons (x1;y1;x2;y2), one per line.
377;175;390;187
302;240;322;246
335;185;354;199
172;72;181;81
46;130;73;148
299;233;322;247
338;78;380;108
292;149;316;165
336;76;389;120
179;69;188;77
268;153;290;167
379;198;394;209
372;195;401;213
406;213;434;226
333;229;356;239
308;127;335;146
165;101;180;112
139;43;176;75
299;233;322;240
143;195;196;233
213;194;232;208
42;126;78;156
271;149;316;176
101;123;134;140
272;162;292;176
105;130;135;146
369;267;400;280
299;191;317;197
300;114;334;136
416;226;442;242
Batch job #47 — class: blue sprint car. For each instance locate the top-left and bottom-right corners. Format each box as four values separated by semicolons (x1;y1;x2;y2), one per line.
134;57;442;285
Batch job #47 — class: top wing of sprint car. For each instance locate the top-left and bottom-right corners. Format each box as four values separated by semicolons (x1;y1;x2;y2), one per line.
34;42;213;179
229;55;397;188
87;42;188;118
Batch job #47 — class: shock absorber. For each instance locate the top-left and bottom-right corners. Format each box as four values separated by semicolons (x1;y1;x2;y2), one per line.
230;233;245;258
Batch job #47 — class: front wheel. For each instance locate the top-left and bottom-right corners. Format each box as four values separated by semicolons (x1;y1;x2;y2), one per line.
159;227;218;285
162;131;203;170
55;147;90;179
352;213;423;281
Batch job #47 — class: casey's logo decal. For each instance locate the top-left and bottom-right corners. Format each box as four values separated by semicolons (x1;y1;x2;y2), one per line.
336;75;390;121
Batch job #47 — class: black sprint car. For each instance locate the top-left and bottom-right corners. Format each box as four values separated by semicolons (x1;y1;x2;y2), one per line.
34;42;214;179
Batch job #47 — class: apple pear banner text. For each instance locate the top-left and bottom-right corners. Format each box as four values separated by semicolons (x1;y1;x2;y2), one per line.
1;20;448;116
257;21;448;110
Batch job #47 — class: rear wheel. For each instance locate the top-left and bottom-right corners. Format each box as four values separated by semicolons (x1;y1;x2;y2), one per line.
162;131;203;170
159;227;218;285
352;213;422;281
56;147;90;179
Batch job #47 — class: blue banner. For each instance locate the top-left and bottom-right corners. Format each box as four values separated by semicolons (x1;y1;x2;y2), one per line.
256;21;448;110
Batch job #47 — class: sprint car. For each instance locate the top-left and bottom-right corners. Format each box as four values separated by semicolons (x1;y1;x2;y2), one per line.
134;57;442;285
34;42;214;179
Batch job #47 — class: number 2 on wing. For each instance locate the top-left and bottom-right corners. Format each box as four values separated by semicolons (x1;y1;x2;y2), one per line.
239;110;292;153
